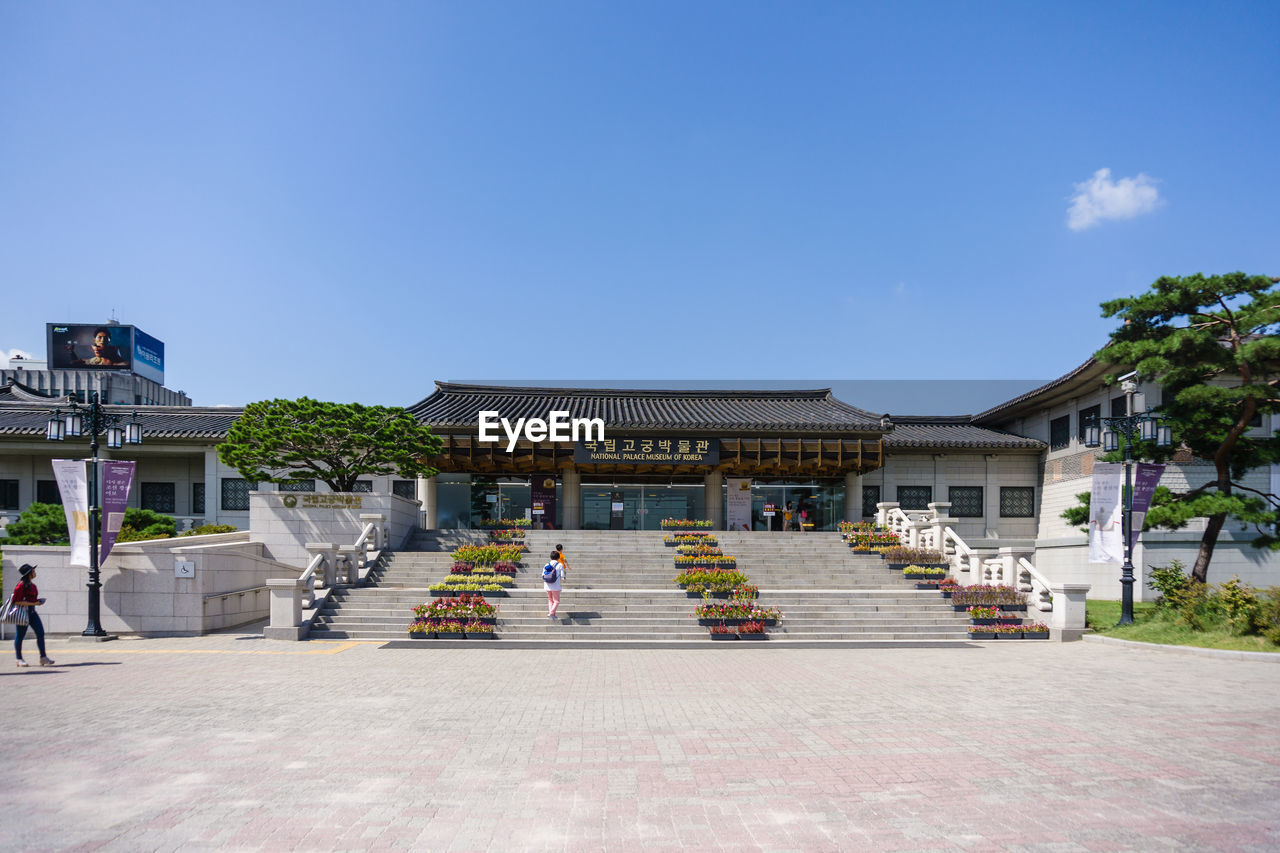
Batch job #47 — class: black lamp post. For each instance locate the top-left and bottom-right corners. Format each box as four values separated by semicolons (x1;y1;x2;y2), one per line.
1083;375;1171;626
45;392;142;637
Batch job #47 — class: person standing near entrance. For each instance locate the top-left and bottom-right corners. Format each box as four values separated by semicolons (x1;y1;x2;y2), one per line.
543;550;566;621
783;502;794;533
11;564;54;667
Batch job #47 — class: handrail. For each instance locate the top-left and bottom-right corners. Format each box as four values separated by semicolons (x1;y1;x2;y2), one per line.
1017;557;1054;611
298;552;325;609
201;584;270;601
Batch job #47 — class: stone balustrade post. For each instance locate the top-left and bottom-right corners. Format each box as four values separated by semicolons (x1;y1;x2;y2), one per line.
927;504;955;565
337;546;360;585
360;514;386;552
907;520;931;549
875;502;898;528
306;542;339;587
999;547;1035;589
1049;583;1090;641
264;578;307;641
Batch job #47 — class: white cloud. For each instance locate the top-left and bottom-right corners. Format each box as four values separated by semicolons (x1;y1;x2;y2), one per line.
1067;168;1163;231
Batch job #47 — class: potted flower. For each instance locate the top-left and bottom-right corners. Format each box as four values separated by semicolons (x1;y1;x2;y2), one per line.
992;623;1024;639
967;625;995;640
708;624;737;641
407;617;433;639
737;621;768;640
435;619;466;638
1022;622;1050;639
966;605;1002;625
465;620;497;639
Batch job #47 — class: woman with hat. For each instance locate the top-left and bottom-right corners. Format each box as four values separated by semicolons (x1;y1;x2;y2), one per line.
11;564;54;667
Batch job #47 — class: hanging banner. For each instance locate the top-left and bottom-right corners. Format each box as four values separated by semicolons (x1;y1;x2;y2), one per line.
531;476;557;529
1088;462;1124;564
1129;462;1165;550
99;460;136;564
51;459;91;567
726;478;752;531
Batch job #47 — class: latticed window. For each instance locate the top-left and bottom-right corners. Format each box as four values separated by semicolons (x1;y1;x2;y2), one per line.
392;480;416;499
193;483;205;515
1111;396;1127;418
352;480;373;493
948;486;983;518
1000;486;1035;518
279;479;316;492
141;482;175;514
1049;416;1070;450
221;478;257;511
862;485;880;517
897;485;932;511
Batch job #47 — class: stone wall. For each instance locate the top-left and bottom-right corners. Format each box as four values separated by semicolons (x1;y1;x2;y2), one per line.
248;491;420;566
1;531;297;636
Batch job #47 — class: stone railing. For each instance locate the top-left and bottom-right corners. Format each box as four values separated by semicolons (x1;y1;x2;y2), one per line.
265;513;388;641
875;501;1088;639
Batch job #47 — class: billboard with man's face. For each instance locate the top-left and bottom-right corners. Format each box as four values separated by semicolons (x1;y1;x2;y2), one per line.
48;325;134;371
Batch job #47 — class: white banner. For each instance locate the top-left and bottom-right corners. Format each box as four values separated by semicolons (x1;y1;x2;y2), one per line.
1088;462;1124;564
726;478;752;531
52;459;91;567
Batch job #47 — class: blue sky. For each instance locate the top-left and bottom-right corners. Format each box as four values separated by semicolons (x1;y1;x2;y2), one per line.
1;1;1276;410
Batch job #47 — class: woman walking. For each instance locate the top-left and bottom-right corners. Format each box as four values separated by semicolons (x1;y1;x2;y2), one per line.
11;564;54;667
543;549;566;621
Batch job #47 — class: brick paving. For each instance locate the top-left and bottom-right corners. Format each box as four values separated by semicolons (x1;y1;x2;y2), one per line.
3;635;1279;852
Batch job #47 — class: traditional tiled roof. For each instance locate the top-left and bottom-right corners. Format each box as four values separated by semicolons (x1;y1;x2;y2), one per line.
408;382;890;433
883;416;1045;449
972;358;1112;423
0;397;242;440
0;380;57;402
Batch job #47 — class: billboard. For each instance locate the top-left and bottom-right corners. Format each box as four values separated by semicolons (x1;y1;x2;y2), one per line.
46;324;165;384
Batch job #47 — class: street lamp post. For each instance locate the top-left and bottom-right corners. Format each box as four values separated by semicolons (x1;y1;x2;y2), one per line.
45;392;142;637
1083;376;1172;626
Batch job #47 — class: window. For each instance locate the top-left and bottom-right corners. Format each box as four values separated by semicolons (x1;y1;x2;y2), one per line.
0;479;18;510
948;486;983;518
897;485;932;511
352;480;373;493
1000;486;1035;518
1078;405;1101;442
193;483;205;515
279;479;316;492
1111;396;1127;418
1049;415;1070;451
36;480;61;505
861;485;880;517
221;478;257;511
392;480;416;499
141;482;176;514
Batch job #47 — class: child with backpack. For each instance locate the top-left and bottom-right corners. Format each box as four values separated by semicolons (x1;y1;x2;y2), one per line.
542;550;565;621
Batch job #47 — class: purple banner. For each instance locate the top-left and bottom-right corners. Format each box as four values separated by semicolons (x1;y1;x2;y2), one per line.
531;476;557;530
99;460;136;563
1129;462;1165;549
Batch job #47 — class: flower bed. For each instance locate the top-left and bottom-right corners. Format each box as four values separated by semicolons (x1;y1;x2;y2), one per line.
950;585;1028;608
992;623;1024;638
675;545;724;557
967;625;996;640
476;518;531;529
450;544;526;565
487;528;526;541
674;569;750;593
902;565;948;579
694;602;782;623
882;546;945;565
1021;622;1050;639
966;605;1023;625
737;620;768;639
674;555;737;569
414;593;499;621
661;518;713;529
663;533;718;546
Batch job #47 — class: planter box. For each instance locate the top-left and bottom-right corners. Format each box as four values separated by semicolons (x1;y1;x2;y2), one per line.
994;631;1024;640
466;632;498;640
408;632;433;640
914;582;943;589
737;632;768;641
1023;630;1050;639
939;589;955;598
708;633;738;641
968;631;995;640
436;632;464;639
887;562;949;571
998;604;1028;612
698;617;744;626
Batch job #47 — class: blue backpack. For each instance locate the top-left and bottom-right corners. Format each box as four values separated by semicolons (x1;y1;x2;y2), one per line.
542;562;559;584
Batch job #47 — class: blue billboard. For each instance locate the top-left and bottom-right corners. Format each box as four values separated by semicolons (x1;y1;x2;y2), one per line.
131;328;165;384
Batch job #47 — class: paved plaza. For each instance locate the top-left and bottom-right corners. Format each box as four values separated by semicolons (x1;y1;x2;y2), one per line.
3;634;1279;852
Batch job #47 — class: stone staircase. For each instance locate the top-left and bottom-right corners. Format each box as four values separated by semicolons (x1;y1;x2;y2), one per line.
309;529;971;645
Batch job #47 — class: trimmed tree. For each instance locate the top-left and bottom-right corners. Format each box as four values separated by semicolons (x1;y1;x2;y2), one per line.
1064;272;1280;584
219;398;443;492
3;502;70;545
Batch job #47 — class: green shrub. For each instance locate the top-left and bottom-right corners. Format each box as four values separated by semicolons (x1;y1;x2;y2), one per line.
116;508;177;542
3;503;70;545
179;524;239;537
1166;579;1211;630
1215;577;1262;636
1147;560;1189;606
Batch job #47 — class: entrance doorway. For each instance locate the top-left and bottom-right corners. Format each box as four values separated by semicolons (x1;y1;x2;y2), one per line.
580;483;707;530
